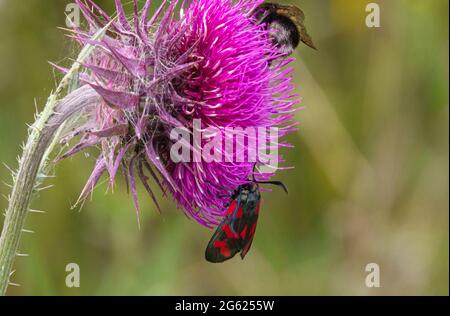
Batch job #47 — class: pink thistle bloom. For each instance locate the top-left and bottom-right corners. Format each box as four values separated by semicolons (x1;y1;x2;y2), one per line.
58;0;300;227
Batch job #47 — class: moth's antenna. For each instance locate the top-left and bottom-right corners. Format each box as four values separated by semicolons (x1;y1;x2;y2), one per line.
251;163;257;183
205;180;234;192
256;181;289;195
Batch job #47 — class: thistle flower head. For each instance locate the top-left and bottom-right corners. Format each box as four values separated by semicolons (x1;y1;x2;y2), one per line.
59;0;299;227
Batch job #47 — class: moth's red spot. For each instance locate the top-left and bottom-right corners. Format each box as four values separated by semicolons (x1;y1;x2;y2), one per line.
214;240;231;257
235;207;243;219
250;223;257;236
213;240;224;248
223;223;239;239
240;226;248;239
241;224;258;257
226;200;238;216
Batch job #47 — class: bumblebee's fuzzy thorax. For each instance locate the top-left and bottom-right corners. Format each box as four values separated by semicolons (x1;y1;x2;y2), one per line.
268;19;298;56
254;2;316;54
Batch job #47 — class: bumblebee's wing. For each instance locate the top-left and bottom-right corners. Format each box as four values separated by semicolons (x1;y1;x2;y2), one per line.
275;4;306;23
255;3;316;51
277;4;316;50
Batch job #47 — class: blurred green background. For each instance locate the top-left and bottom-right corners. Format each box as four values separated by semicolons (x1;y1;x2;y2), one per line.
0;0;448;296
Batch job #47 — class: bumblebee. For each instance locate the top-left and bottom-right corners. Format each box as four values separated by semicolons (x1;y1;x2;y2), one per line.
253;2;316;56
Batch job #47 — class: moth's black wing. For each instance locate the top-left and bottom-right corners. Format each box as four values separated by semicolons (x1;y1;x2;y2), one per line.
239;197;261;259
205;185;262;262
205;213;242;263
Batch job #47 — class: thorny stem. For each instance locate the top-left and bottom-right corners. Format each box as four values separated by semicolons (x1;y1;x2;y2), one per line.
0;21;111;295
0;86;101;295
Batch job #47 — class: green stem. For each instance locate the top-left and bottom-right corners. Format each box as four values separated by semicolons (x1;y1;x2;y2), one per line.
0;21;111;295
0;86;100;295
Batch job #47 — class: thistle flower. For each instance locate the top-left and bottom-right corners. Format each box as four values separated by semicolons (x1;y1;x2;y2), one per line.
58;0;299;227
